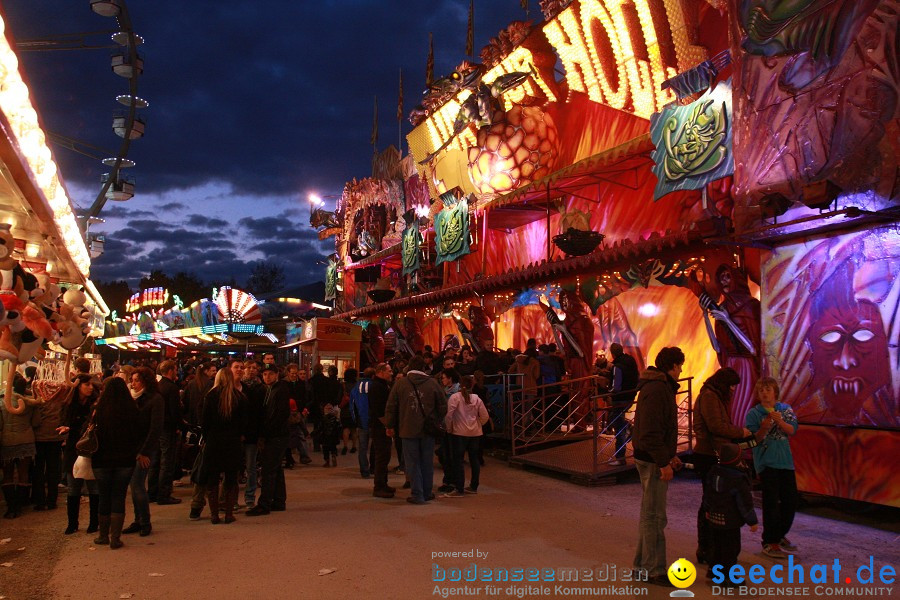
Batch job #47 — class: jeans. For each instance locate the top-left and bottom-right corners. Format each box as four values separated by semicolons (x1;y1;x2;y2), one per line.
607;404;631;459
633;459;669;578
244;443;259;504
130;462;151;526
448;435;480;492
93;466;134;515
760;468;798;545
401;436;435;502
356;427;373;477
371;425;391;490
149;430;179;499
191;483;207;510
257;437;288;510
66;472;98;497
33;442;62;507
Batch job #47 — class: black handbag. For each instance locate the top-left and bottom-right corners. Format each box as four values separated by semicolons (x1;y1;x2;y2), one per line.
410;381;445;438
74;410;99;456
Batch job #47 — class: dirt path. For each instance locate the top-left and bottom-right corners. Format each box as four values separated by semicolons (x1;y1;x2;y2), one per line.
4;457;898;600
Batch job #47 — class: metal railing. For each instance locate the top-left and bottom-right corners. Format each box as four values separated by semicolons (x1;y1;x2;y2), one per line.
507;374;695;478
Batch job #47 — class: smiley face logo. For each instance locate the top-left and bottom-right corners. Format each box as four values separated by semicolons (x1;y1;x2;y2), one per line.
668;558;696;588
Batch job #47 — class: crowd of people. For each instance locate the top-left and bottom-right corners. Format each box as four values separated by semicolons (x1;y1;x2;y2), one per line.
0;342;799;588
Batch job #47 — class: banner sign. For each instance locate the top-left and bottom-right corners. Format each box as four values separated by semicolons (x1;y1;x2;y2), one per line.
650;80;734;201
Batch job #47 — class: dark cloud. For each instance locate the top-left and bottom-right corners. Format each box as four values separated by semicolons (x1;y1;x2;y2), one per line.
186;214;229;229
6;1;518;287
158;202;187;211
6;1;517;197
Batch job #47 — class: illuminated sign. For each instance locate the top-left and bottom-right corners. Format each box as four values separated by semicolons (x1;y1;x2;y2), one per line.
126;287;170;313
95;323;266;346
410;0;706;159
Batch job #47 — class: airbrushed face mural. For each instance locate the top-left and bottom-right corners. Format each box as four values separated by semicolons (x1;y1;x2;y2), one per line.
808;262;892;424
763;227;900;429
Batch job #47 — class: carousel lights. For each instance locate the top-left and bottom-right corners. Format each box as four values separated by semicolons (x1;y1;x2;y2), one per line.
0;17;91;276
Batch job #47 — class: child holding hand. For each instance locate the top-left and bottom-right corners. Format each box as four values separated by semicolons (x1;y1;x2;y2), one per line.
703;442;758;583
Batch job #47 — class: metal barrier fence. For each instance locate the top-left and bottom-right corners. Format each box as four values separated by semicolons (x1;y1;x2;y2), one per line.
506;374;695;478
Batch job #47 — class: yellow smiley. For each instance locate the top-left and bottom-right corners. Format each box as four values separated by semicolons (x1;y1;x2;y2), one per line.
667;558;697;588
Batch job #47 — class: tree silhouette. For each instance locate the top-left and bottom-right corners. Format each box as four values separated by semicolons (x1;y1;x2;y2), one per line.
246;261;285;295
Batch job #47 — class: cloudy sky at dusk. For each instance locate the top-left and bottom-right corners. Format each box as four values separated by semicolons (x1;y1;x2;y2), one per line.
4;1;524;287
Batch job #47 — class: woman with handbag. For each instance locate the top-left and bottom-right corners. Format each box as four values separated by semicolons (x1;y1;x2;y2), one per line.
56;375;100;535
90;377;141;548
442;375;490;498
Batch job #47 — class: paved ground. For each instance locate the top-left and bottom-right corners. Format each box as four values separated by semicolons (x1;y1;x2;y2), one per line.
2;453;898;600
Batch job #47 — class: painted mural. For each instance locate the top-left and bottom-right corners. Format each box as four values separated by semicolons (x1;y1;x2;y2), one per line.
763;227;900;429
732;0;899;217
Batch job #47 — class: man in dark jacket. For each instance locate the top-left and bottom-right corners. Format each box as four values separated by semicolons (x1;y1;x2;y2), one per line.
631;346;685;587
385;355;447;505
151;361;183;505
607;343;640;466
368;363;394;498
242;366;265;508
124;367;164;537
247;365;292;516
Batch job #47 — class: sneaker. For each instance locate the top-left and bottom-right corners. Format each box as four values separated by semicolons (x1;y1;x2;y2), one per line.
607;459;626;466
122;522;141;535
763;543;787;559
440;490;465;498
405;497;426;505
437;484;454;493
157;497;182;505
139;524;152;537
780;538;798;552
189;508;202;521
463;487;478;494
373;489;395;499
246;506;270;517
425;494;436;501
245;501;255;509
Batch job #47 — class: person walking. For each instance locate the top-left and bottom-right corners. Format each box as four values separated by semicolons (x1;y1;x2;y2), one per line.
91;377;142;549
369;363;394;498
247;365;291;516
607;343;639;466
350;368;374;479
1;379;40;519
123;367;163;537
442;375;489;497
631;347;685;587
385;355;447;505
151;360;182;505
58;375;100;534
197;366;247;524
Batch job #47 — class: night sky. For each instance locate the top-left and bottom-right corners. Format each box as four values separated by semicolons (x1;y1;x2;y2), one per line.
3;1;525;288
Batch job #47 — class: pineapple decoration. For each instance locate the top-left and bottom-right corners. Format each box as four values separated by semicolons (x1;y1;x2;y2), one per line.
552;199;605;256
467;104;559;194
